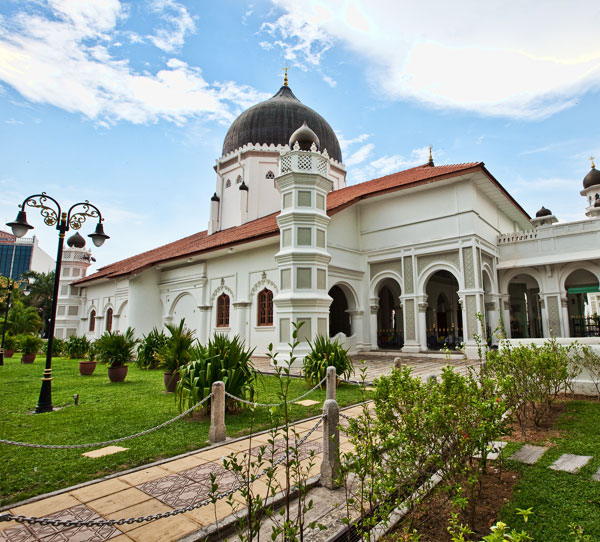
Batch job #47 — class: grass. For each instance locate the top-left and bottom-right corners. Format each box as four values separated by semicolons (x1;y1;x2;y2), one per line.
500;399;600;541
0;355;370;507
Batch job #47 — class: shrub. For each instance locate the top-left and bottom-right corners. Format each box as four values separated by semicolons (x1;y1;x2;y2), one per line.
7;302;42;334
3;334;17;351
303;335;353;386
136;327;169;369
66;335;91;359
574;345;600;399
19;334;43;355
95;328;139;368
176;333;256;413
485;338;576;434
42;337;67;356
157;319;195;373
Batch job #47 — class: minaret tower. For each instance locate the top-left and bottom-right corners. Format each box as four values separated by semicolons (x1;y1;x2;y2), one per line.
273;123;333;361
581;157;600;218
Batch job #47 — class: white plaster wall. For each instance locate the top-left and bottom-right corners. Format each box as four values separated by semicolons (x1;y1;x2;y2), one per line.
29;237;55;273
128;269;163;338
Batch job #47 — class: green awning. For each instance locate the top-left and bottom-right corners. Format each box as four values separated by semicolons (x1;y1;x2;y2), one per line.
567;286;600;294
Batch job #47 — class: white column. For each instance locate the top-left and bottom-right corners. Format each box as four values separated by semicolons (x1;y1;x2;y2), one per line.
369;299;379;350
417;296;428;351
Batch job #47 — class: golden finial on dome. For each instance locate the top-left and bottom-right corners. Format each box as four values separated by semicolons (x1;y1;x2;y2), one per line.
591;156;596;169
283;66;289;86
428;144;434;166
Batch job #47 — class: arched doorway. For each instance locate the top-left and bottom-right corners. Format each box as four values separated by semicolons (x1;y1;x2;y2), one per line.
508;274;542;338
376;278;403;349
425;270;462;349
329;285;351;337
565;269;600;337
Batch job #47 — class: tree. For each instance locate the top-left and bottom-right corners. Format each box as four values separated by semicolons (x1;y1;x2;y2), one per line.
7;301;42;335
22;271;55;334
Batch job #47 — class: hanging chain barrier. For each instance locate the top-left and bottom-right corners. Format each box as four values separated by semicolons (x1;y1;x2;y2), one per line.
224;375;327;408
0;394;212;449
0;416;324;528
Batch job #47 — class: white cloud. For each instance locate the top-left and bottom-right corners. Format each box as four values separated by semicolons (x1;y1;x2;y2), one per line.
337;132;369;155
345;142;374;167
349;146;433;183
266;0;600;119
0;1;269;126
146;0;195;53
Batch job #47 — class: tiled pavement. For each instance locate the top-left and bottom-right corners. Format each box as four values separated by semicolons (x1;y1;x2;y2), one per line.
0;354;474;542
0;404;362;542
252;351;477;382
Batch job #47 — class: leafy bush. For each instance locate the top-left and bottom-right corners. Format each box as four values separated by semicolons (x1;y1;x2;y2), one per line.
303;335;353;386
176;333;256;413
574;345;600;399
157;319;195;373
3;334;17;351
136;327;169;369
66;335;91;360
42;337;67;356
8;301;42;334
485;338;576;434
19;334;43;355
95;328;139;368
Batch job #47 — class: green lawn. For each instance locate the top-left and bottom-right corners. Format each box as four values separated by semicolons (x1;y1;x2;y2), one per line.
0;355;369;507
500;399;600;540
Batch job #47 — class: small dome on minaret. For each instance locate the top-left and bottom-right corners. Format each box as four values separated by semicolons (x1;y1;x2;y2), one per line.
67;231;86;248
583;157;600;189
535;206;552;217
289;122;320;152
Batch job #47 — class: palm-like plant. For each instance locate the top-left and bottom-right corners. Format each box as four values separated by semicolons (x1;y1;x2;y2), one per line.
7;301;42;335
157;319;195;373
303;335;354;386
176;333;256;413
22;271;54;333
95;328;139;368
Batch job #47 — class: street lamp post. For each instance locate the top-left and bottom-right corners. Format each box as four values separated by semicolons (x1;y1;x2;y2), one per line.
7;193;109;413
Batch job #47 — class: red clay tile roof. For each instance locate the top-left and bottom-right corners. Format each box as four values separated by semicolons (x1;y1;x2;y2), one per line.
76;162;525;284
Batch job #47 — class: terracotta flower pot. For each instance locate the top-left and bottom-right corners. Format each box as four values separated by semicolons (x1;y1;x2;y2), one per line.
4;349;14;358
163;371;180;393
21;353;36;364
108;365;128;383
79;360;97;376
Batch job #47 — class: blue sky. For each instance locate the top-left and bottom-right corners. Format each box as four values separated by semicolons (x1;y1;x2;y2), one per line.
1;0;599;270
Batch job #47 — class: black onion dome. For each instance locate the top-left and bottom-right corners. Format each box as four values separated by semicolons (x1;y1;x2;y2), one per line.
222;85;342;163
583;166;600;189
535;206;552;217
67;231;86;248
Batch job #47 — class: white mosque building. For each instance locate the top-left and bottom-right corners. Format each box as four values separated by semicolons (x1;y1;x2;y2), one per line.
62;78;600;360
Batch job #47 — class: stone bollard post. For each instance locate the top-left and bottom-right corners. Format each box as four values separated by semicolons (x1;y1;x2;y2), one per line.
394;356;402;370
326;366;337;401
209;381;226;445
321;399;341;489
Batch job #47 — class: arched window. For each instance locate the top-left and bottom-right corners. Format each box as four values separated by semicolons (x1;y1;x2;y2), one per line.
106;308;113;332
225;179;231;188
89;310;96;332
265;170;275;180
217;293;230;327
236;175;242;184
257;288;273;326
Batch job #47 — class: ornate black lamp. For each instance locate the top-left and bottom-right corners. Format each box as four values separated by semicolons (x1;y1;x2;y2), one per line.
6;193;109;413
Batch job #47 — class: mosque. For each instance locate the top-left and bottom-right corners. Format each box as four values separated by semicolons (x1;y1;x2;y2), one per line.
55;76;600;360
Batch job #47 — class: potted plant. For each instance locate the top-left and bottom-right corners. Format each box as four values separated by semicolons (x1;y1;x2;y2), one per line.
20;334;43;364
79;342;98;375
3;334;17;358
157;319;195;392
95;328;139;383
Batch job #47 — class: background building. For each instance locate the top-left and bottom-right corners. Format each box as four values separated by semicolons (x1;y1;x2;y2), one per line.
0;231;54;280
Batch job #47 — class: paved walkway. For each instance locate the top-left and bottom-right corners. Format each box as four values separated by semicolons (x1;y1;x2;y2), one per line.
0;354;476;542
252;351;477;382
